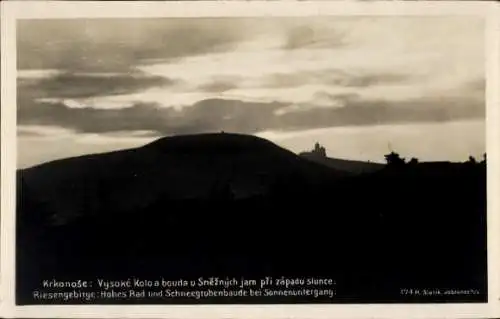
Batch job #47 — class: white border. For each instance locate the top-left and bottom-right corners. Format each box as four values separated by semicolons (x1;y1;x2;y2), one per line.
487;0;500;311
1;1;499;318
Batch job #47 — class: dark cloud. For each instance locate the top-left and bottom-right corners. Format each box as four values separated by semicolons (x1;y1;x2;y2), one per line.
17;17;352;74
17;96;284;135
18;93;484;138
17;18;246;72
17;129;45;138
263;70;411;89
197;77;240;93
276;95;484;130
331;73;411;88
18;71;177;99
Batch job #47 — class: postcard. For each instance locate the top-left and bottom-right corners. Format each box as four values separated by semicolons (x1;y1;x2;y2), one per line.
1;1;499;318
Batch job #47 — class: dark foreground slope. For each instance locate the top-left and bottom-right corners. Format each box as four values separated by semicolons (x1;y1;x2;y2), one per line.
16;134;487;304
300;152;384;174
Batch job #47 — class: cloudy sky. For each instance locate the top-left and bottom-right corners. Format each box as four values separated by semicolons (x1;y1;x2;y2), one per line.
17;17;485;168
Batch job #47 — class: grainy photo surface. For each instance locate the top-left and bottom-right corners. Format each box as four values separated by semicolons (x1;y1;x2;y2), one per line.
15;15;487;305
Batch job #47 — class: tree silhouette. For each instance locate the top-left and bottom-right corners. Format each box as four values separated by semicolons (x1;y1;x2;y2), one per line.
467;156;477;164
408;157;419;165
384;151;406;166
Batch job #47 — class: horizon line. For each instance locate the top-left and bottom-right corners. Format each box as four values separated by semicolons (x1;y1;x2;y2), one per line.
16;131;485;170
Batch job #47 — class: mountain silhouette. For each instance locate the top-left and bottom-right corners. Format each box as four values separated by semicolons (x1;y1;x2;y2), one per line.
16;133;487;304
18;133;348;227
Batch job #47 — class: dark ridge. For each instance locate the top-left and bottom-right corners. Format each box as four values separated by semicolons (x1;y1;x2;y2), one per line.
300;152;384;175
142;132;292;154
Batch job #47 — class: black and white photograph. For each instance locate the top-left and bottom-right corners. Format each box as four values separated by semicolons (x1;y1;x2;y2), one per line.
1;1;498;316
